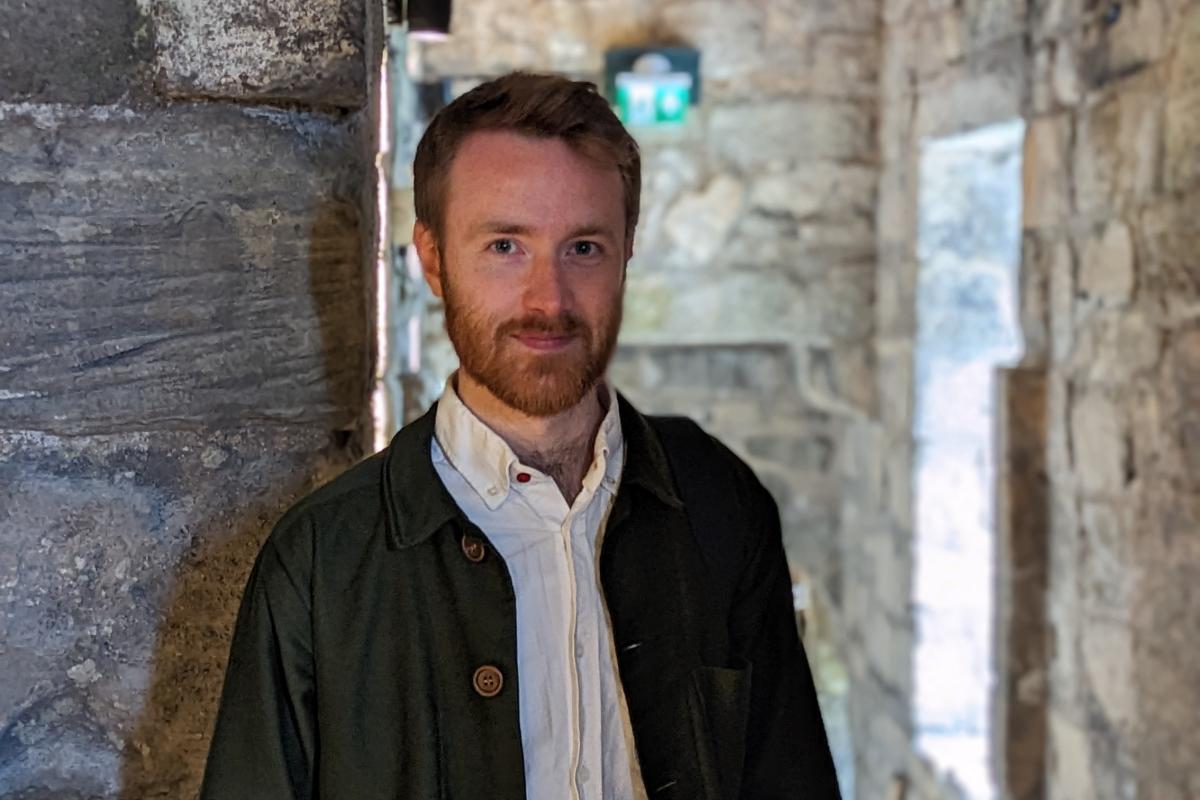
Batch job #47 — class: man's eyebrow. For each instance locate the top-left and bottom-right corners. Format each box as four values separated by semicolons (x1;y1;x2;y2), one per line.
469;221;534;237
467;221;619;240
565;225;619;241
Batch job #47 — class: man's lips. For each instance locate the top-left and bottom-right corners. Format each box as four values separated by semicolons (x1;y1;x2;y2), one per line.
511;332;578;351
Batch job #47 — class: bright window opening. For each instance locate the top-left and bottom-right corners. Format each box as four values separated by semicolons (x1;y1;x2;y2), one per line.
913;119;1026;800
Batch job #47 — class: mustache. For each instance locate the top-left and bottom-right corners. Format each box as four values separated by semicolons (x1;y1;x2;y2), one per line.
498;313;587;338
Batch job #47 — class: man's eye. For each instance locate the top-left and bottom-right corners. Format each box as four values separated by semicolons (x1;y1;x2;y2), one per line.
571;241;600;257
489;239;516;255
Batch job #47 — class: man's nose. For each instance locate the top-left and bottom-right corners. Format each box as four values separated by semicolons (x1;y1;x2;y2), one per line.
521;251;571;316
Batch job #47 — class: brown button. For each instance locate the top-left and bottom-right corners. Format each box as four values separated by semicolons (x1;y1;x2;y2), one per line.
460;535;486;563
515;472;531;483
473;664;504;697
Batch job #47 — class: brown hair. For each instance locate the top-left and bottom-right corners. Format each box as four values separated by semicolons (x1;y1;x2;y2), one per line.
413;72;641;245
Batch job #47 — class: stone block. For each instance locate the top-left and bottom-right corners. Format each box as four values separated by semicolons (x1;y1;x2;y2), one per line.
1078;501;1134;616
1160;327;1200;491
1023;114;1074;229
1069;389;1129;496
632;144;705;261
1077;0;1168;92
622;269;809;343
961;0;1028;49
1042;236;1076;366
1047;711;1096;800
0;103;368;434
806;342;877;415
1165;4;1200;192
749;32;881;101
745;432;836;473
763;0;880;36
1031;0;1086;41
708;99;875;170
662;174;745;265
657;0;764;88
1077;219;1136;307
748;163;877;222
724;211;876;282
1066;310;1162;386
148;0;367;107
1072;79;1164;220
807;263;877;343
608;342;797;396
1138;191;1200;310
0;426;356;797
0;0;151;104
1032;36;1085;113
914;37;1026;140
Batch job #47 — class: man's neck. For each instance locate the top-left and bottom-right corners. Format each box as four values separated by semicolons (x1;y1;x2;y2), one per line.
454;372;606;505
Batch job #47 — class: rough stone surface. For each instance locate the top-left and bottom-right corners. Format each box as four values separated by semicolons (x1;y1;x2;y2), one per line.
662;174;745;265
0;0;153;105
1072;75;1164;220
0;427;359;797
1164;4;1200;194
145;0;367;107
708;100;875;169
0;0;377;795
876;0;1200;796
1077;219;1136;307
0;104;369;434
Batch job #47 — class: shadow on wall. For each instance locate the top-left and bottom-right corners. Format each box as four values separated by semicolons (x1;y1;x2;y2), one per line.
118;196;372;798
117;490;303;799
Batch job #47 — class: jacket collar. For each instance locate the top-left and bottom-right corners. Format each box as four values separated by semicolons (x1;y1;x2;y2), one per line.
381;392;682;550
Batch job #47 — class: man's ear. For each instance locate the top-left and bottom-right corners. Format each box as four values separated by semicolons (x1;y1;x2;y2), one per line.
413;220;443;298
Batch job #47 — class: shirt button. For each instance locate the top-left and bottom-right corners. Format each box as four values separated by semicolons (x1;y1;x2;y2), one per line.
472;664;504;697
460;535;486;563
515;471;531;483
486;486;499;496
574;642;584;658
577;765;590;783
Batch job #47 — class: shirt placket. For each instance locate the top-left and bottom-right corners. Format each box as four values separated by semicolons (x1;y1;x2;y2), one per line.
570;504;604;799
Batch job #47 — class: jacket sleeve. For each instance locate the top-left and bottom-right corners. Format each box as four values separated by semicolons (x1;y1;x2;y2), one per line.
730;477;841;800
200;519;318;800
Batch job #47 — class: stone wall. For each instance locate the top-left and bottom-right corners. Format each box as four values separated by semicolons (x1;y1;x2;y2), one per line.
0;1;378;796
872;0;1200;798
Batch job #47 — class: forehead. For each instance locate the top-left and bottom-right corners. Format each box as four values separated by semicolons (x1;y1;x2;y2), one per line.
443;130;624;233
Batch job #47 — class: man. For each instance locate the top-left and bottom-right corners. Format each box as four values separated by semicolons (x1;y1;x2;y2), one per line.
201;72;840;800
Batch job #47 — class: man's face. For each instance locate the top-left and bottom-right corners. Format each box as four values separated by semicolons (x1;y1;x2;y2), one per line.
415;130;630;417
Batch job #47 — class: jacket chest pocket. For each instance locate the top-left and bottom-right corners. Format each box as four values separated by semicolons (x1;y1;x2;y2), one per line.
634;660;754;800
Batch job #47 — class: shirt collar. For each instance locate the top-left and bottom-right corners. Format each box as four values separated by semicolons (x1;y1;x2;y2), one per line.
432;375;624;511
382;388;680;551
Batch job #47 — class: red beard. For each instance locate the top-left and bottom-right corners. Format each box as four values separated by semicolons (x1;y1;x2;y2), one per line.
440;267;622;417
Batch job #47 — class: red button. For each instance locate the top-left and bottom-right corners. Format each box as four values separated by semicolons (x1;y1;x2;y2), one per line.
515;472;531;483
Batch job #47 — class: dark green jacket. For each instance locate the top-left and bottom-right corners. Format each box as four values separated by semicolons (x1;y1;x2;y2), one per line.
200;398;840;799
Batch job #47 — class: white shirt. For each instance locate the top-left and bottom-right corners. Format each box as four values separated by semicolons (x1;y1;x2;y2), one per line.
431;378;649;800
